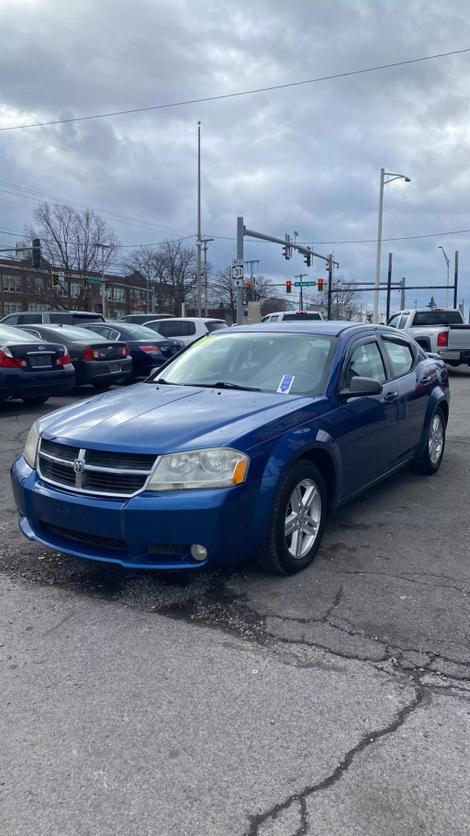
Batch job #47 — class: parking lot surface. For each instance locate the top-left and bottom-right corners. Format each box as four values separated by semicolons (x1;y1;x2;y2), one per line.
1;377;470;835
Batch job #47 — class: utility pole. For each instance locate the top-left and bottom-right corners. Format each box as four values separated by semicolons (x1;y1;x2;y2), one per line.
326;255;333;320
196;121;202;317
96;242;112;318
294;273;308;311
454;251;459;309
386;252;393;321
201;237;213;315
400;277;406;309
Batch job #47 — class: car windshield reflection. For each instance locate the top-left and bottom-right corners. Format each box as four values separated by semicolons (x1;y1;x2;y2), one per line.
151;332;336;396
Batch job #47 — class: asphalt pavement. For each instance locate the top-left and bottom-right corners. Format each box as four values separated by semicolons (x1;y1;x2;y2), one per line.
1;377;470;835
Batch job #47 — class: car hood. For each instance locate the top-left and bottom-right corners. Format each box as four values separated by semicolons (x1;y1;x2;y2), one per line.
38;383;321;454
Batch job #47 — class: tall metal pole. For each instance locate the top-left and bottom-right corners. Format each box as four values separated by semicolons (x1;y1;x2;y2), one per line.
327;255;333;320
453;251;459;309
373;168;385;323
400;277;406;309
386;252;393;321
196;121;202;317
236;217;244;324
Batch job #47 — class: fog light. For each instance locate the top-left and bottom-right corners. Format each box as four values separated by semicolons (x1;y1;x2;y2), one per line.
190;544;208;561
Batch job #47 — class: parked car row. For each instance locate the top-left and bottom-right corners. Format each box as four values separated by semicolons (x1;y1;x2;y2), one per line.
0;313;229;404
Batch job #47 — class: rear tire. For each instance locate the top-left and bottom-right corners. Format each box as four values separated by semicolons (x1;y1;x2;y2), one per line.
255;460;327;575
411;408;446;475
22;395;49;405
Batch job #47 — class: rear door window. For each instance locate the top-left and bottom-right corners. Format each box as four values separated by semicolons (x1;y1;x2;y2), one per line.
158;320;196;337
382;338;415;377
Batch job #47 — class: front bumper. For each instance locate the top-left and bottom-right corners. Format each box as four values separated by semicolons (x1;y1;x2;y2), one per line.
11;456;265;570
0;367;75;399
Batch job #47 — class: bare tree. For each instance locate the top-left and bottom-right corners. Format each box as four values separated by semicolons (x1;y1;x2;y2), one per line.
27;202;118;309
319;281;362;320
126;240;196;314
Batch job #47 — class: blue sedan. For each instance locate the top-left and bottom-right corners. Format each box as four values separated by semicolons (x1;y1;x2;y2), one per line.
11;322;449;575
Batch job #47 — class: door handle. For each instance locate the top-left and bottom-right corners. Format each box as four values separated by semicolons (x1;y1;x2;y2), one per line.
384;391;399;402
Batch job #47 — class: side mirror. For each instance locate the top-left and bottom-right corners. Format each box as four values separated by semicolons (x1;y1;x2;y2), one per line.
339;376;383;399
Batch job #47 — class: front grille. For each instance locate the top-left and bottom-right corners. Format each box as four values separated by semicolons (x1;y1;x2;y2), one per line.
38;439;157;498
41;439;80;462
40;459;77;486
41;522;127;552
85;449;156;469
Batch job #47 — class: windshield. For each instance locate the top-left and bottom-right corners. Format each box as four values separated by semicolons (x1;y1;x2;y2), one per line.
0;324;40;343
151;331;336;395
42;325;103;340
117;323;164;339
413;310;463;326
282;313;321;321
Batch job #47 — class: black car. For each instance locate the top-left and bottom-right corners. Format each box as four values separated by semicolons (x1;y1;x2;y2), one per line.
80;321;182;381
18;324;132;390
0;323;75;405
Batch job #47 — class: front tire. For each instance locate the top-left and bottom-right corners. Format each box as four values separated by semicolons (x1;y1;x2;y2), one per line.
256;460;327;575
411;409;446;475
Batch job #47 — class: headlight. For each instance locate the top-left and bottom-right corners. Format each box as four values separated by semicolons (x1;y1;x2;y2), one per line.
23;422;39;469
146;447;249;490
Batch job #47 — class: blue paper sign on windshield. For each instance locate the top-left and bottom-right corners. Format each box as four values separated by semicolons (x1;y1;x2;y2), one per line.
277;375;294;394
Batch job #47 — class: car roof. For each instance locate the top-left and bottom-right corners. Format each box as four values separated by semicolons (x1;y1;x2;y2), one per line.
227;321;391;337
149;317;225;323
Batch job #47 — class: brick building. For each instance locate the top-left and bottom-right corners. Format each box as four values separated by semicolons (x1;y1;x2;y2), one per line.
0;257;152;319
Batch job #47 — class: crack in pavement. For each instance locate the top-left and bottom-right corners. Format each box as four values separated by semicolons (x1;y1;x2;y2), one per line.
245;670;427;836
328;567;470;595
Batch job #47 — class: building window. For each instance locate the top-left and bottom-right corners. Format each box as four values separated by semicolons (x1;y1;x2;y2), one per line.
70;283;81;299
2;274;22;293
113;287;125;302
28;302;51;311
3;302;24;314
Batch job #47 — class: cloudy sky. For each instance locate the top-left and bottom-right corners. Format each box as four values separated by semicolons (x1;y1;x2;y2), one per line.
1;0;470;314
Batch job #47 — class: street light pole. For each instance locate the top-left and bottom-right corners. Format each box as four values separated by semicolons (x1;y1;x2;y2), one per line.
373;168;411;323
438;245;450;307
373;168;385;324
196;121;202;317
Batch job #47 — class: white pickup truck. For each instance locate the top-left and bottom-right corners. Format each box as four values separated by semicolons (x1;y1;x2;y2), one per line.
387;308;470;366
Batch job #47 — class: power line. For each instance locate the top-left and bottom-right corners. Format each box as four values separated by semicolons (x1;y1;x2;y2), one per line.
1;47;469;132
0;179;195;238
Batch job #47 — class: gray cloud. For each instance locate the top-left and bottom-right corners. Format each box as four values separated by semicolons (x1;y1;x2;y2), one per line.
1;0;470;313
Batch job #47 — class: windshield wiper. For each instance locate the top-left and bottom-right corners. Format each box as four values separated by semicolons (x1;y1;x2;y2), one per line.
213;381;261;392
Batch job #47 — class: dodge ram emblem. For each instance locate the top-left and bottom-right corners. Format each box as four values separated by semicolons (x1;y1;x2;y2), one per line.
72;459;85;474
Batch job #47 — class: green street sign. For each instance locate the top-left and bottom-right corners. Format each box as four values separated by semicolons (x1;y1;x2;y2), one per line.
294;281;315;287
87;276;101;285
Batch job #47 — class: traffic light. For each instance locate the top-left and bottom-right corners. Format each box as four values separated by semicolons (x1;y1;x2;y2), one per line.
286;280;292;294
304;250;312;267
317;278;325;292
51;271;59;288
31;238;41;268
282;244;291;260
